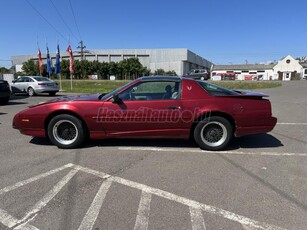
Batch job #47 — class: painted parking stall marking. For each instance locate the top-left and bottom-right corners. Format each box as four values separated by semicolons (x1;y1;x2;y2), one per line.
277;123;307;125
118;147;307;157
0;163;286;230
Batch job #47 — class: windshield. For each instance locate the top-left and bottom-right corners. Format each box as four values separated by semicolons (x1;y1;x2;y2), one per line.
99;80;136;100
196;80;240;96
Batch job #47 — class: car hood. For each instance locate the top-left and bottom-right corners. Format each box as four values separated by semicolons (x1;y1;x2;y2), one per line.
30;93;102;108
51;93;101;102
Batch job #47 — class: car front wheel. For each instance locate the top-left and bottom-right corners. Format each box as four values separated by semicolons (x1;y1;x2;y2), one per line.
194;116;233;151
47;114;86;149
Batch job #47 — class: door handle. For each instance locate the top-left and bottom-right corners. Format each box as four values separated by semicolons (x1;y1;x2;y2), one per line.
168;106;181;110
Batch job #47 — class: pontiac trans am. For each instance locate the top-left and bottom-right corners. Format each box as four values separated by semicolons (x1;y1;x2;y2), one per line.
13;76;277;150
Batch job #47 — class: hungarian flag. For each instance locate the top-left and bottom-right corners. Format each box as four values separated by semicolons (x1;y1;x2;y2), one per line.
55;44;60;74
66;45;74;73
46;46;52;74
37;48;43;75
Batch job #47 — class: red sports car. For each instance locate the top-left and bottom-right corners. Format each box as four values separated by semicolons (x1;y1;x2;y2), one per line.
13;76;277;150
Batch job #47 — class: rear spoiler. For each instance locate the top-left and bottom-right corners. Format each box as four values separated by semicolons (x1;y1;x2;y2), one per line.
232;89;269;98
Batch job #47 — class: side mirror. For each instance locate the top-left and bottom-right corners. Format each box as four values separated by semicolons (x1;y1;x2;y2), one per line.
12;80;16;83
111;94;122;104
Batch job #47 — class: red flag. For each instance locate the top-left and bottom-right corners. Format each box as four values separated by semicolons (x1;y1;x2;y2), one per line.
37;48;43;75
66;45;74;73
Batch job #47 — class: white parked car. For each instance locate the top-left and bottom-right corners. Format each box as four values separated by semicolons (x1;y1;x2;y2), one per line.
11;76;59;96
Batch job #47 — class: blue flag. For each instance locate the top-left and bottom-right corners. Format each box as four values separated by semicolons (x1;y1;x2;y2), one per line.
55;44;60;74
46;46;52;74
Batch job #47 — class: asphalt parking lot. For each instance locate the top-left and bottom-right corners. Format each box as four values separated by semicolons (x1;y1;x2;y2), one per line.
0;81;306;230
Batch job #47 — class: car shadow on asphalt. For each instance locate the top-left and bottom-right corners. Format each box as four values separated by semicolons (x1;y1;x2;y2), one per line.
228;134;283;150
91;138;199;148
89;133;283;150
30;137;53;146
30;134;283;151
30;133;283;150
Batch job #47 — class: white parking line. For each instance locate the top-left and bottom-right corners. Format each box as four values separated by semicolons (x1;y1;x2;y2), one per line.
242;224;261;230
78;180;112;230
190;206;206;230
118;147;307;157
13;169;79;229
0;208;39;230
71;164;285;230
0;163;73;196
134;191;152;230
277;123;307;125
0;164;286;230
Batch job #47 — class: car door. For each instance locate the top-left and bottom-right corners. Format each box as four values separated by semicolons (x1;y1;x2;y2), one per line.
98;80;189;138
11;77;27;93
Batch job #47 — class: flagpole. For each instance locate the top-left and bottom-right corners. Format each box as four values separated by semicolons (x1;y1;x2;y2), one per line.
59;73;62;91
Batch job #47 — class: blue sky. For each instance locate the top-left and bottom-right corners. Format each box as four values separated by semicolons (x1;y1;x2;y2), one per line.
1;0;306;68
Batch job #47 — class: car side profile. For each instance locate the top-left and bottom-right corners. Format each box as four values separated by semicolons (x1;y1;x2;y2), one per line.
11;76;59;96
13;76;277;150
184;69;210;80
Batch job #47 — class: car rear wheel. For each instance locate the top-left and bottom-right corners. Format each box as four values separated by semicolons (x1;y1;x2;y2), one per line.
27;87;35;96
0;97;10;104
47;114;86;149
194;116;233;151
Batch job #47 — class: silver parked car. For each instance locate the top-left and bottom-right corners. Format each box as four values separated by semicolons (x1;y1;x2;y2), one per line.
11;76;59;96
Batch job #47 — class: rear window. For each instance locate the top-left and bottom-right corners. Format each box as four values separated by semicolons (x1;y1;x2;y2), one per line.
33;77;51;82
196;80;240;96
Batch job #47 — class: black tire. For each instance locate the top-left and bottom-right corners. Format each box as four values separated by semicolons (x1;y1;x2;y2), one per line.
27;87;35;96
0;97;10;105
47;114;86;149
49;92;56;96
194;116;233;151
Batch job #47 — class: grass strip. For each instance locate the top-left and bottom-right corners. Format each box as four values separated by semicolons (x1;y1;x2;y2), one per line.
56;79;282;94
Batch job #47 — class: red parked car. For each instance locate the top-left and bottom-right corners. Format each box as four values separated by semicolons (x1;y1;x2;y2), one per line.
13;76;277;150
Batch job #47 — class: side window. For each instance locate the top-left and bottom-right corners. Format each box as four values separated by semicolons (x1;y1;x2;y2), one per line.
119;81;180;101
15;77;25;83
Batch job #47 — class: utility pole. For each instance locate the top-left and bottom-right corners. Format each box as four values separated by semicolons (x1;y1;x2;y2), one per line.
77;40;86;78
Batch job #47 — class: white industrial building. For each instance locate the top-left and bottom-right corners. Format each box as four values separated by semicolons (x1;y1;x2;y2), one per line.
11;48;213;76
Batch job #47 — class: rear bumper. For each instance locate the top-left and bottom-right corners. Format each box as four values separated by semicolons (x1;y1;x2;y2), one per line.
34;87;59;93
235;116;277;137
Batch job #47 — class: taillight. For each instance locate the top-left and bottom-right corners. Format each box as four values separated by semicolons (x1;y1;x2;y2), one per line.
38;83;46;86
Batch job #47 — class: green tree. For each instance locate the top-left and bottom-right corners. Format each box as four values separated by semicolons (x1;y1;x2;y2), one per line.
165;70;177;76
97;62;110;79
154;69;165;75
0;67;10;74
109;62;119;78
60;60;70;79
22;60;40;75
142;67;151;76
127;58;143;79
73;60;81;79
